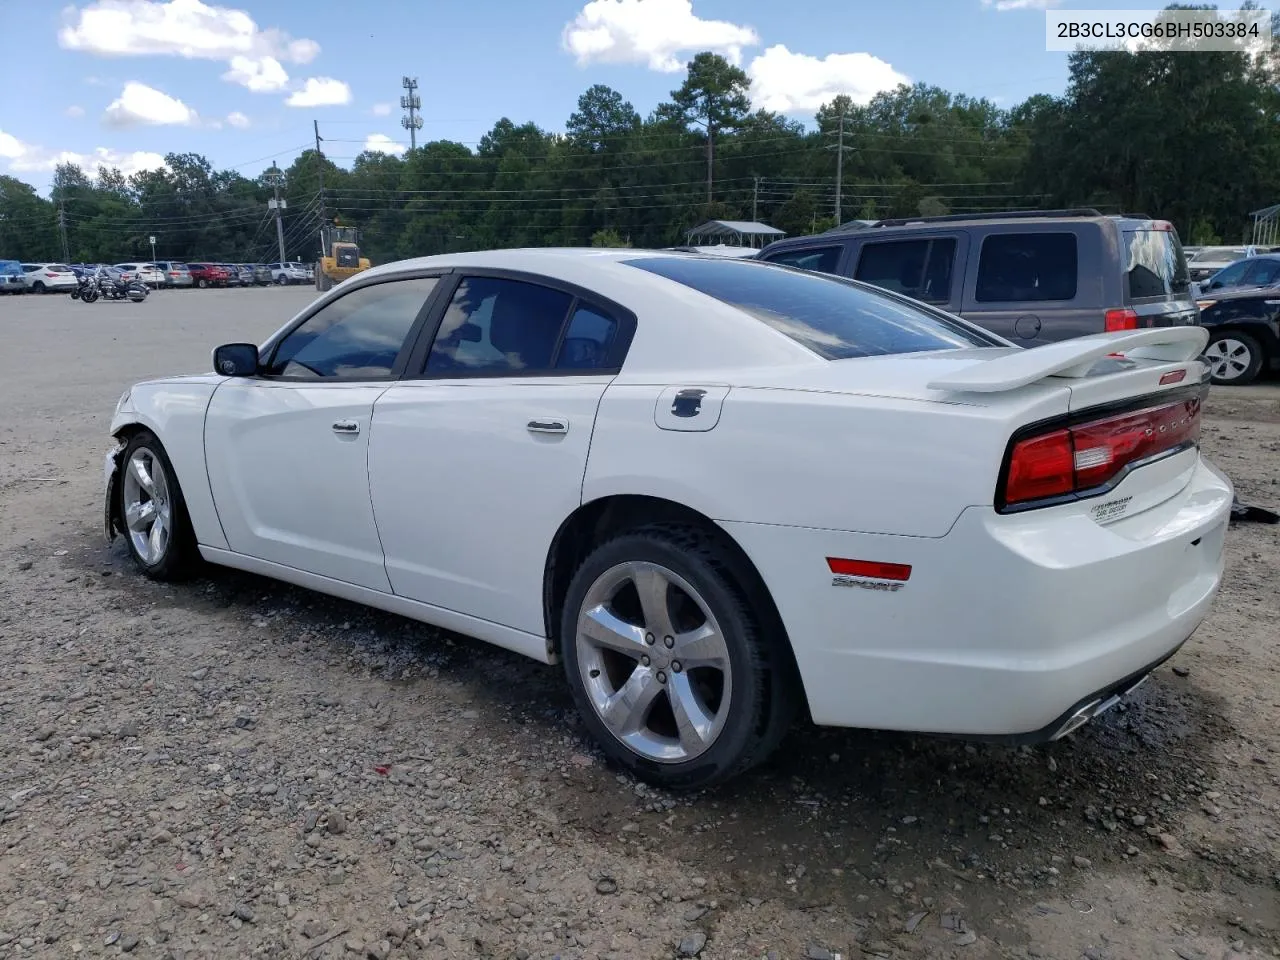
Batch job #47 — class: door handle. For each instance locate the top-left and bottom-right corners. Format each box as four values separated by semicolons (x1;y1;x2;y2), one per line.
527;419;567;435
332;419;360;434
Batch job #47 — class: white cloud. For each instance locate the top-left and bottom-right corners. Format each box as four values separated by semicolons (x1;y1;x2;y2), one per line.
363;133;406;156
66;105;87;118
222;54;289;91
561;0;759;72
103;81;197;127
371;102;392;116
285;77;352;107
226;110;250;128
980;0;1061;9
58;0;320;62
7;145;167;177
0;129;32;161
747;45;909;113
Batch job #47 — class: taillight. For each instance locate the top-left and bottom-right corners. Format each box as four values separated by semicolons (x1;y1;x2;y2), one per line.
1000;394;1202;510
1104;308;1139;331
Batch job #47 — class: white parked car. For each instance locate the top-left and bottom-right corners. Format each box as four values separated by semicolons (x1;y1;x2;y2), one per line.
115;263;166;287
102;249;1232;788
21;262;78;293
267;262;309;284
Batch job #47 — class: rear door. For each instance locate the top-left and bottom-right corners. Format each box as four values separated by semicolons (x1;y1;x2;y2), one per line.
368;273;635;635
1121;225;1199;329
960;227;1095;345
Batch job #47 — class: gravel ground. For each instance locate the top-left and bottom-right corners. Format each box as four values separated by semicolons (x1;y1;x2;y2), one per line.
1;288;1278;960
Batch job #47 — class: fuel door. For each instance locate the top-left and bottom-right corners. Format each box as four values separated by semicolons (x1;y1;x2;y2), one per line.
654;385;730;432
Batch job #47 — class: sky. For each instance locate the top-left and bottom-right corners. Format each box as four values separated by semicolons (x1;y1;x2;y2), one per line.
0;0;1171;196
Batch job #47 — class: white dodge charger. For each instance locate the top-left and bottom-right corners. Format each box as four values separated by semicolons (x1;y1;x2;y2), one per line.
104;248;1232;788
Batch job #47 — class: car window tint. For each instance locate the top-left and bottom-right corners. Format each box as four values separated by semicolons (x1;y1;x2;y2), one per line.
426;277;573;374
556;304;618;369
1209;260;1250;286
266;277;438;379
856;239;956;303
1250;260;1280;287
624;256;997;360
763;246;842;273
975;233;1078;303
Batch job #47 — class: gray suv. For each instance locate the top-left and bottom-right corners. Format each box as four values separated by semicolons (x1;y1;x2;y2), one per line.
756;208;1199;346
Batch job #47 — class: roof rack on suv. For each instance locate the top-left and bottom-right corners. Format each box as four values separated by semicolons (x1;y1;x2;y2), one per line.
862;208;1106;229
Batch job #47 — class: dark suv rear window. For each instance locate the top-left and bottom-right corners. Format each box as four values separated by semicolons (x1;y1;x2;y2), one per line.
624;256;996;360
1123;229;1190;299
975;233;1078;303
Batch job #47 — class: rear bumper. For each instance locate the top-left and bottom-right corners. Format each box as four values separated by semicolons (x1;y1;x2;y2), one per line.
724;456;1232;738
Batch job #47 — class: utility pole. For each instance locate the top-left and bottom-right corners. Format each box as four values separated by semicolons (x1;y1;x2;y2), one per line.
825;108;853;226
705;92;714;206
400;76;422;151
57;199;70;263
752;176;762;222
314;120;326;260
266;162;287;265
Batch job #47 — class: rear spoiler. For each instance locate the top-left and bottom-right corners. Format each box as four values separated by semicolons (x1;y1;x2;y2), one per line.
927;327;1209;394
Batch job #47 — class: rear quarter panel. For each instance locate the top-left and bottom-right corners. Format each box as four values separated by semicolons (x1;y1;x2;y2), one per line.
582;382;1069;538
111;378;227;550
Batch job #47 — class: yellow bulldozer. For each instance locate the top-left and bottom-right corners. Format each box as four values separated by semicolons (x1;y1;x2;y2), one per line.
315;219;371;291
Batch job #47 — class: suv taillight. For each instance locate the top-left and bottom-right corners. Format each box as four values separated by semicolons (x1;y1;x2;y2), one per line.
1104;308;1139;331
1000;393;1202;510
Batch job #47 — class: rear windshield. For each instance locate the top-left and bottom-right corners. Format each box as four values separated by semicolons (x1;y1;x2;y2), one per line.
0;261;22;276
1124;229;1191;300
624;256;998;360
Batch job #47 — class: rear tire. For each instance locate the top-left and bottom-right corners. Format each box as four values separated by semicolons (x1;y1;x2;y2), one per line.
32;281;45;294
560;523;796;790
116;431;200;581
1205;331;1264;386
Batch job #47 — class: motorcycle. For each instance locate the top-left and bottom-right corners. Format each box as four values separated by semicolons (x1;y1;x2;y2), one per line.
82;270;148;303
71;274;99;302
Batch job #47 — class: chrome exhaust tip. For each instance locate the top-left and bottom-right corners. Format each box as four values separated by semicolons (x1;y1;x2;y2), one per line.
1050;699;1102;741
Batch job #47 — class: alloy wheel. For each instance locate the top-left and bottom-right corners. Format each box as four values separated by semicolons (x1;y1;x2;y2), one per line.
121;446;172;565
1205;337;1253;382
575;560;732;763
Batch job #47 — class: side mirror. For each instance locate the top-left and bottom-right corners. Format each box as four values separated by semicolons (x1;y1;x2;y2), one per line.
212;343;259;377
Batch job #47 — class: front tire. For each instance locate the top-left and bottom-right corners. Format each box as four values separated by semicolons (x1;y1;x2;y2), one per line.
1205;331;1264;385
560;524;795;789
117;432;199;581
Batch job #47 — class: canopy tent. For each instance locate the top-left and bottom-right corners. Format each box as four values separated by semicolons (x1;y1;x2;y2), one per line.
684;220;786;249
1250;204;1280;247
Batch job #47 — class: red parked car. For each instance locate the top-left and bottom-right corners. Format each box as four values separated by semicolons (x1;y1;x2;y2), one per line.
187;262;231;288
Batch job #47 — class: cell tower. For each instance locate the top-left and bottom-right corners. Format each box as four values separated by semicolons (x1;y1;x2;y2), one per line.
400;76;422;151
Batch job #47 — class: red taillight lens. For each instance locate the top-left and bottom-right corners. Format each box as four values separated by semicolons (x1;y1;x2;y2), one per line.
1005;429;1075;503
1104;308;1139;331
1001;396;1202;509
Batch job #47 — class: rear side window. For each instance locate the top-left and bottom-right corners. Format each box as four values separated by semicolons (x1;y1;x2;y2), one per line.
975;233;1078;303
762;246;842;274
624;256;996;361
855;238;956;304
1249;259;1280;287
1123;229;1190;299
426;277;573;374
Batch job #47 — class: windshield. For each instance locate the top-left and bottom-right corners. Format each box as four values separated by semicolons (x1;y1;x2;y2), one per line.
1123;229;1191;299
624;256;999;360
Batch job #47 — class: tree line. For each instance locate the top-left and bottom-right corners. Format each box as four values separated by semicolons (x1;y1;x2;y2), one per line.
2;17;1277;266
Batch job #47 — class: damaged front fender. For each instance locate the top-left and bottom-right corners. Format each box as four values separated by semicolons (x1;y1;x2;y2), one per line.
104;440;124;543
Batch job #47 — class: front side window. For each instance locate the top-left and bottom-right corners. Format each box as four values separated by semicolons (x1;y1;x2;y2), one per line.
855;238;957;303
426;276;574;374
1246;259;1280;288
975;232;1078;303
1208;260;1250;288
763;246;843;274
624;256;996;361
265;277;439;379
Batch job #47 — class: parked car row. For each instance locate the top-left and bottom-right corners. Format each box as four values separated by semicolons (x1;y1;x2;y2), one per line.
0;259;317;292
757;209;1280;386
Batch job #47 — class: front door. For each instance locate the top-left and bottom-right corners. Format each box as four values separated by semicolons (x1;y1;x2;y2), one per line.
369;274;632;634
204;275;443;591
